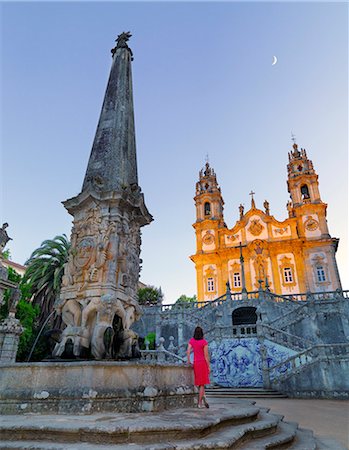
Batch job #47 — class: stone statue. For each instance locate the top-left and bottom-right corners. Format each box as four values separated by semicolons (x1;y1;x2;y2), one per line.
8;288;21;317
239;204;244;220
263;200;270;215
111;31;133;59
0;223;12;254
287;200;293;217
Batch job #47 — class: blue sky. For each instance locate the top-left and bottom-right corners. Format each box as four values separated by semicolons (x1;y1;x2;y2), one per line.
1;1;348;302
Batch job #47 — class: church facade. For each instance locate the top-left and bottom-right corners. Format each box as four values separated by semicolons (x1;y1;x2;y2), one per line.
190;143;342;301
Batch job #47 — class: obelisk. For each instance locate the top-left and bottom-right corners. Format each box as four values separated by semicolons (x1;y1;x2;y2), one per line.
54;32;153;359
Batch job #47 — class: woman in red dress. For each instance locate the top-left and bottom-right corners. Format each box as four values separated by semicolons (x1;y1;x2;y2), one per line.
187;326;210;408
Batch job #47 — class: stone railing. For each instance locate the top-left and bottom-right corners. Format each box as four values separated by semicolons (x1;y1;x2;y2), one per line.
140;337;186;364
270;289;349;303
159;290;349;313
262;324;315;351
268;343;349;382
268;302;309;330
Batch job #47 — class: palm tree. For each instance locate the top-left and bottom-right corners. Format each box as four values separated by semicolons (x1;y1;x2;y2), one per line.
23;234;70;329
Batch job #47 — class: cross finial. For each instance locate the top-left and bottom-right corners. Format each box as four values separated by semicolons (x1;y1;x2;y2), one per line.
249;190;256;208
205;154;209;164
291;132;296;144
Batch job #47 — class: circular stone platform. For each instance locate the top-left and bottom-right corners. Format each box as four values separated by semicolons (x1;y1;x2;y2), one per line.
0;361;195;414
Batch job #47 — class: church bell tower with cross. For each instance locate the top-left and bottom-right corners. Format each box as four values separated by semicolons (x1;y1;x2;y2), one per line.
191;161;225;301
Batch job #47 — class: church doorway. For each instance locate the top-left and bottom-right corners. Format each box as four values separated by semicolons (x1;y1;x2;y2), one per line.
232;307;257;326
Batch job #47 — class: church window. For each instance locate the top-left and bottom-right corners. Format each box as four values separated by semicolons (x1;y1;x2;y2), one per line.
316;266;326;282
233;272;241;288
207;277;215;292
283;267;293;283
301;184;310;200
204;202;211;216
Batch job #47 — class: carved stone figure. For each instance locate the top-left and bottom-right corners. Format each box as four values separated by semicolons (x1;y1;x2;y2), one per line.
263;200;270;215
239;204;244;220
0;223;12;254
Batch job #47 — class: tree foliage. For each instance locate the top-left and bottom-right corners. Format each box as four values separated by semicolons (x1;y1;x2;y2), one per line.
138;286;163;305
23;234;70;329
1;249;11;260
0;266;40;361
175;294;197;304
145;332;156;350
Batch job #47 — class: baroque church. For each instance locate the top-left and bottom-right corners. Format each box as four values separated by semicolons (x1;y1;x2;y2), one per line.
191;143;342;301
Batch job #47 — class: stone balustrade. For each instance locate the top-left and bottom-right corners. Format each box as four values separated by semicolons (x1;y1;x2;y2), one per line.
140;336;186;364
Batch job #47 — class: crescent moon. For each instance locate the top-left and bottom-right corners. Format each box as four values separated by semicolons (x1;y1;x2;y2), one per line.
272;56;278;66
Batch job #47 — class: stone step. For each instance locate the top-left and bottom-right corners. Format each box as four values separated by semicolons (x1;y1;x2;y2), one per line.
206;387;288;398
238;419;298;449
0;405;259;446
0;412;282;449
0;404;327;450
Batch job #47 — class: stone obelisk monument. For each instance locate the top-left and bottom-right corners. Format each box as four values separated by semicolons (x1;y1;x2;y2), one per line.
54;32;153;359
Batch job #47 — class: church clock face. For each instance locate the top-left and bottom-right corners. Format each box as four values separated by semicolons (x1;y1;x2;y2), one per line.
304;217;319;231
202;231;214;245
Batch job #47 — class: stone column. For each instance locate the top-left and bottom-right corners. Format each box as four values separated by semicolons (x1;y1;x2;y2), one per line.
0;316;23;363
0;250;23;363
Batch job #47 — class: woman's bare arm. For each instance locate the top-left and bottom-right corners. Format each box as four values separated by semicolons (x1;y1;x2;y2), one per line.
204;345;210;373
187;343;192;364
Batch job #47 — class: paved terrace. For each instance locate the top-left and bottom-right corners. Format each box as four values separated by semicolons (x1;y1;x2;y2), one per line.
213;397;349;448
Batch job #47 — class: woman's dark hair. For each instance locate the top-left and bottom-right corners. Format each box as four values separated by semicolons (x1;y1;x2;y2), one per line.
193;326;204;340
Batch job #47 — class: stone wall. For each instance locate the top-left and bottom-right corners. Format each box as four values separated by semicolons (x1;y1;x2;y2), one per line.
273;359;349;399
0;361;195;414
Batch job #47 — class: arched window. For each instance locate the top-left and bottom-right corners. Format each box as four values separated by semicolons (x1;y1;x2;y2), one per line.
232;307;257;325
204;202;211;216
301;184;310;200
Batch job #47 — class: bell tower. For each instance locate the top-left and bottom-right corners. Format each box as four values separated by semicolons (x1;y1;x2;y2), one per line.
286;143;330;238
286;142;341;292
287;143;321;206
191;162;226;301
194;162;224;224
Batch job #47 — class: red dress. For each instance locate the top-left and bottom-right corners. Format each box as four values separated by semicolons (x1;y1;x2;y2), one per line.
189;338;210;386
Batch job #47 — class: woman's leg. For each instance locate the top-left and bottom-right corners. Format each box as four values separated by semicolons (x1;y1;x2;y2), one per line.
202;385;209;408
198;385;205;406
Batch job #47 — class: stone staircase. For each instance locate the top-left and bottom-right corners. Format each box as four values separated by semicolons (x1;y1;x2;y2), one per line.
0;401;346;449
206;386;288;398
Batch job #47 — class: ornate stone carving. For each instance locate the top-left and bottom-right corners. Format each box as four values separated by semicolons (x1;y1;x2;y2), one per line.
248;219;264;236
274;227;288;235
54;195;149;360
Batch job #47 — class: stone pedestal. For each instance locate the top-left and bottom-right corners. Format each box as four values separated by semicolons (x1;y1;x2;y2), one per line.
0;315;23;363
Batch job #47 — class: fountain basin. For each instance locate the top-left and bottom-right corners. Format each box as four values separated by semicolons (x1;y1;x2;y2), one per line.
0;360;195;414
